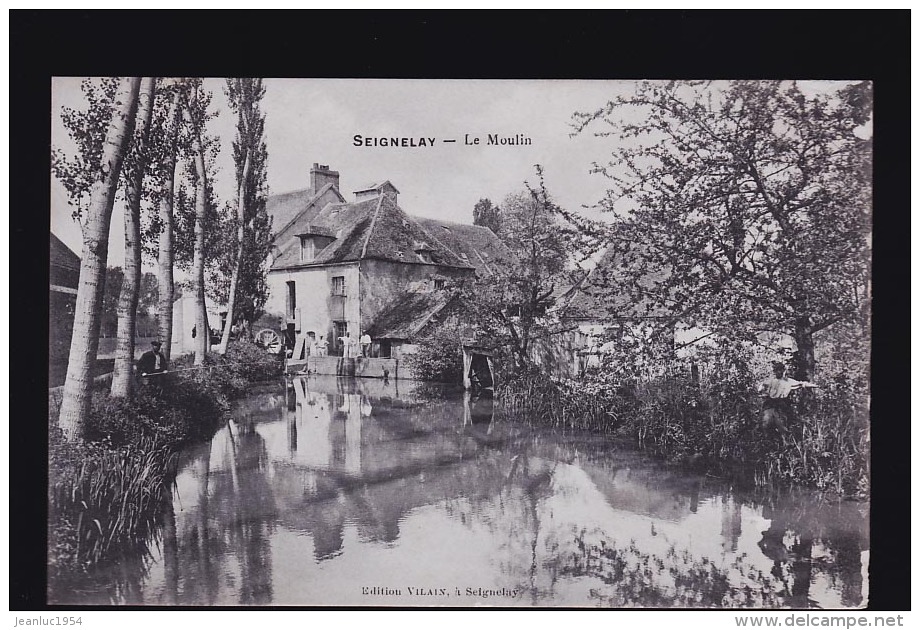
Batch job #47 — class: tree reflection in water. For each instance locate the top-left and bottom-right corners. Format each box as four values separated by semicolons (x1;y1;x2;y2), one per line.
562;531;783;608
561;512;865;609
151;414;277;605
61;379;867;608
442;435;867;609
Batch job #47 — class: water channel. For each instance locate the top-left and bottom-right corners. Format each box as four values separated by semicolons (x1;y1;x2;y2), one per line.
57;375;869;608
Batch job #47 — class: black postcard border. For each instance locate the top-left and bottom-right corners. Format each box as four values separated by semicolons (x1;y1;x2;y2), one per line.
10;10;910;611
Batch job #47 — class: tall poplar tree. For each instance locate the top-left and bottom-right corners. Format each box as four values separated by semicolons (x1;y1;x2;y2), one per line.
184;80;217;366
53;77;142;440
149;80;186;360
218;78;268;354
111;77;156;398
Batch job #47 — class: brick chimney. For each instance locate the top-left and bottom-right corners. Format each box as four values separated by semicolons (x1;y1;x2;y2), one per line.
310;163;340;195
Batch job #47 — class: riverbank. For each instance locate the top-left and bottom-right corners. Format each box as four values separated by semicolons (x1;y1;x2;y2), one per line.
495;370;869;499
47;341;282;590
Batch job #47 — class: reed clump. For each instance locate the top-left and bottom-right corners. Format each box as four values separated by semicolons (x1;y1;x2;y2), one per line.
48;340;283;582
496;357;868;498
496;369;634;433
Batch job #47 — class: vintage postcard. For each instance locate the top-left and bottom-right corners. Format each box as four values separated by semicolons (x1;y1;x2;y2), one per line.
48;78;871;608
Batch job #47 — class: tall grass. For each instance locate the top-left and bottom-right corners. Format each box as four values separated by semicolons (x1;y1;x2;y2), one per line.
496;370;630;433
48;340;283;580
496;368;869;498
49;436;177;574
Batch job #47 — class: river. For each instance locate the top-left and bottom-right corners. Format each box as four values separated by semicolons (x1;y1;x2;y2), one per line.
55;375;869;608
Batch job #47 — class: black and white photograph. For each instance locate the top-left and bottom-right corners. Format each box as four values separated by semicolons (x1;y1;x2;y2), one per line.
43;75;875;609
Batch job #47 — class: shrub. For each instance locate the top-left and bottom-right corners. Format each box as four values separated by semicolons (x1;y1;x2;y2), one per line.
223;340;283;382
404;326;465;383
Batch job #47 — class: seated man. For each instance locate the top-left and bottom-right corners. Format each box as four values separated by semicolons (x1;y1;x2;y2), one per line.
137;340;169;392
137;340;168;376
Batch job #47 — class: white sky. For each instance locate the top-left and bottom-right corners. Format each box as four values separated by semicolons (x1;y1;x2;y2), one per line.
51;78;636;267
51;78;859;268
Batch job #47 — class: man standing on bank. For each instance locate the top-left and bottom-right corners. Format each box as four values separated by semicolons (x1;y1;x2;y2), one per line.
360;331;372;358
758;361;818;430
338;331;353;358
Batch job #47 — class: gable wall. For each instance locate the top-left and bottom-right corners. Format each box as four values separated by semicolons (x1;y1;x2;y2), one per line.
266;263;361;346
358;259;472;332
270;187;344;266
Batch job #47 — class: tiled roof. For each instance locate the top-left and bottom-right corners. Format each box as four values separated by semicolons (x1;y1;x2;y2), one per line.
271;197;378;269
50;232;80;270
266;183;344;238
366;289;456;340
412;218;513;277
361;197;469;267
270;195;474;271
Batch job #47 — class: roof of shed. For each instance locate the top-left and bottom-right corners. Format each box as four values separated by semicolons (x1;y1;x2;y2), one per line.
50;232;80;271
365;289;456;340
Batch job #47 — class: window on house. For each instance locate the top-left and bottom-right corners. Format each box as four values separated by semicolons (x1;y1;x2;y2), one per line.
331;276;346;296
300;236;314;262
286;281;296;319
434;279;446;290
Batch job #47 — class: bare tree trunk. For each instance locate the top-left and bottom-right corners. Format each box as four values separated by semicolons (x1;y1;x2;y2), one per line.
189;109;209;366
58;77;142;441
157;90;182;361
218;150;250;354
793;315;817;381
111;77;156;398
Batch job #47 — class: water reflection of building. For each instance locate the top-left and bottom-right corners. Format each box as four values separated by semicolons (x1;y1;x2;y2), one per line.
111;376;869;608
283;377;375;474
581;463;703;523
253;376;493;561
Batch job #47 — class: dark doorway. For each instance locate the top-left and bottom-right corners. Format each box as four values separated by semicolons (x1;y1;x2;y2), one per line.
332;321;347;356
469;353;494;388
286;281;296;320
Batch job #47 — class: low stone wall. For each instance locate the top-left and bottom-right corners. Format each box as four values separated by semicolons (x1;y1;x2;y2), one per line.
286;356;406;379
